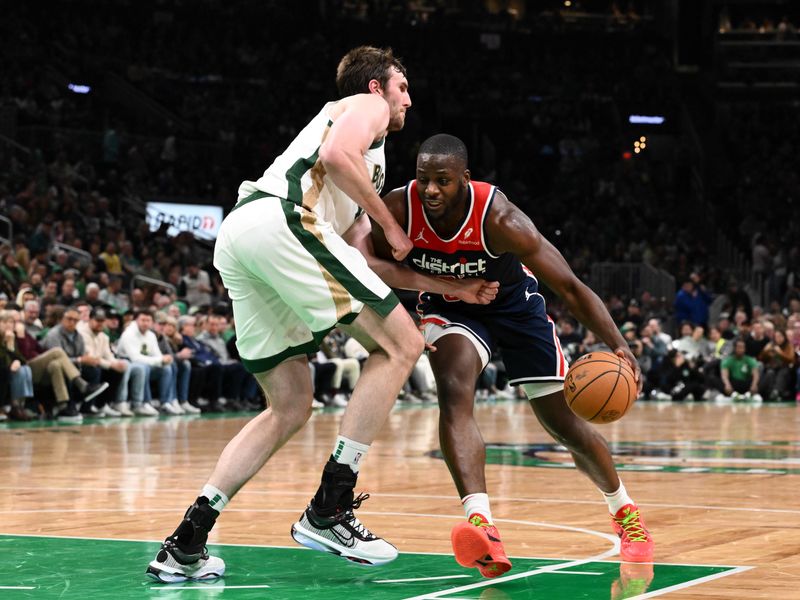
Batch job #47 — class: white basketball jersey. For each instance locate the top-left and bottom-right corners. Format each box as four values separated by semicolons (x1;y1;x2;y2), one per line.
237;100;386;236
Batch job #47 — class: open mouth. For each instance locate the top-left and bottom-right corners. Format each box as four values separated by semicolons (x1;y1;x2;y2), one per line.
424;199;443;209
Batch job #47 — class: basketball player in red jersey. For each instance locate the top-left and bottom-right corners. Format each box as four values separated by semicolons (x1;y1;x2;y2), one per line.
349;134;654;579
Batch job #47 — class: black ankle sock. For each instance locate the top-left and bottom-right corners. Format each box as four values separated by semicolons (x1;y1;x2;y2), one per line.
311;457;357;516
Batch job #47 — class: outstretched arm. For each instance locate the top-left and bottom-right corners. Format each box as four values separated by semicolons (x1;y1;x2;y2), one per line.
321;95;411;260
486;191;642;390
345;212;498;305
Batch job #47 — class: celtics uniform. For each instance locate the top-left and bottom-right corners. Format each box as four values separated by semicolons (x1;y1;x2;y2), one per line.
214;101;398;373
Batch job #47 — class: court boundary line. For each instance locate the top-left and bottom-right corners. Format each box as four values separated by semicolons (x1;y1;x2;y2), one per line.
0;531;748;569
624;566;754;600
3;485;799;515
0;531;753;600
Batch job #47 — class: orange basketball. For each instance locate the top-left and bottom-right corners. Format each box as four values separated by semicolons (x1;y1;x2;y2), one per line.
563;351;636;423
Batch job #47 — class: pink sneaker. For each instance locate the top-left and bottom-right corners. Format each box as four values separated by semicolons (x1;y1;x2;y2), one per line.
611;504;654;562
451;513;512;578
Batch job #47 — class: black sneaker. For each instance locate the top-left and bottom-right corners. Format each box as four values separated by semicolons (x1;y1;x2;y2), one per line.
83;382;110;403
147;497;225;583
291;493;398;566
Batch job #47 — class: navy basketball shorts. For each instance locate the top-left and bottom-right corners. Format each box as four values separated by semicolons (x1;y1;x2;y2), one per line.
419;298;568;399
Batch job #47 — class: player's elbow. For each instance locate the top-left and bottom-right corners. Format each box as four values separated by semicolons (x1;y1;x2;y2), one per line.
557;278;585;306
318;144;349;173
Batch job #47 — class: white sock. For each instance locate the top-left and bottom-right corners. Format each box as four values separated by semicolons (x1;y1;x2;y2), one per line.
201;484;230;512
462;492;493;524
332;435;370;473
602;480;634;515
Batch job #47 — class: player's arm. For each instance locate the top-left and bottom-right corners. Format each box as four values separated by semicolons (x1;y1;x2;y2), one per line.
343;190;498;305
320;95;411;260
486;191;642;390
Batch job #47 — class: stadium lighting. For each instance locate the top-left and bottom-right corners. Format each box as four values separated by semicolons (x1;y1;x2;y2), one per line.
68;83;91;94
629;115;664;125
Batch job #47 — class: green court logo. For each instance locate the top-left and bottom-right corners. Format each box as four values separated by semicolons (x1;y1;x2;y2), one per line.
429;440;800;475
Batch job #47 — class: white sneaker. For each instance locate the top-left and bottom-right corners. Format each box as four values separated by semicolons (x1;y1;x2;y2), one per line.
715;393;733;404
161;401;185;415
134;403;159;417
98;404;122;418
331;393;349;408
312;398;325;409
494;386;515;399
291;496;398;566
113;402;135;417
147;541;225;583
421;391;438;403
181;401;202;414
750;393;763;403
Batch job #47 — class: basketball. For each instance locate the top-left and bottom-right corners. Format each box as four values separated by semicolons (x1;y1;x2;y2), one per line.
564;351;637;424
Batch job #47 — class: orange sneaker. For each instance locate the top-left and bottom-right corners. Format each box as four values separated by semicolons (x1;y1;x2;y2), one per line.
611;504;654;562
451;514;512;578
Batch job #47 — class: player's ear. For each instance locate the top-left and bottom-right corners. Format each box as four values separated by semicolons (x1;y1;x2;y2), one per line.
368;79;383;95
462;169;471;185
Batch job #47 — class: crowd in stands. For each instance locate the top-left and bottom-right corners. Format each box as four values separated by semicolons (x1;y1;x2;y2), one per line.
551;270;800;404
2;2;799;422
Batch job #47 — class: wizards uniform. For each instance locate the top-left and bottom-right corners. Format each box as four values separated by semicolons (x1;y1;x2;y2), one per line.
404;179;567;390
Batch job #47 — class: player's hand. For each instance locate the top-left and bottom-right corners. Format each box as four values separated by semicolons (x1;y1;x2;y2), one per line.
416;321;436;352
385;224;413;261
449;278;500;305
613;345;643;394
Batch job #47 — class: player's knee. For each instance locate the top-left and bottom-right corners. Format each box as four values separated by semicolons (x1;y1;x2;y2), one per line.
436;378;475;411
273;398;313;432
390;329;424;368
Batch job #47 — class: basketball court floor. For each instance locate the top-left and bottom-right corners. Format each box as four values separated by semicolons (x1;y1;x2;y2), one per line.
2;399;798;598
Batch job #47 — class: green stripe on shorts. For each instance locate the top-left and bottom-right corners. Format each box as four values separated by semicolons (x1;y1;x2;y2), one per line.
279;199;398;318
240;317;358;374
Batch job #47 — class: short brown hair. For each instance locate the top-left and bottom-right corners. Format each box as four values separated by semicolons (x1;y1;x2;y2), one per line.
336;46;406;98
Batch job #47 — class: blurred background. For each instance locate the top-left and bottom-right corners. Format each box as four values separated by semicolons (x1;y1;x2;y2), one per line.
1;0;799;417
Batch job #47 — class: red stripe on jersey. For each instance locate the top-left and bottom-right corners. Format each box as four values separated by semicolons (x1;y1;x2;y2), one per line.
407;181;495;253
421;316;450;327
547;315;567;377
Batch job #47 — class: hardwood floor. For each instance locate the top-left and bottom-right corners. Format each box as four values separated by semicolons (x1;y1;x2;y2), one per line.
1;400;798;598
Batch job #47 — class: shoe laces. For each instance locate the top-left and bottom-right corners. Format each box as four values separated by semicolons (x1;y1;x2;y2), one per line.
614;507;649;542
333;492;371;536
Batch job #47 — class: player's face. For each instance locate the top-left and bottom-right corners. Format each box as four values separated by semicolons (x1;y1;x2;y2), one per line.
380;68;411;132
416;154;469;219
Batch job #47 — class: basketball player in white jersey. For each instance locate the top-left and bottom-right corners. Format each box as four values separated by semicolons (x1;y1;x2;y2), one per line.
147;47;499;583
